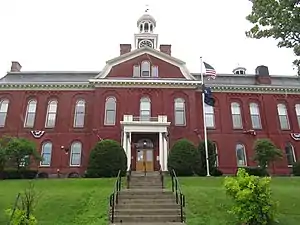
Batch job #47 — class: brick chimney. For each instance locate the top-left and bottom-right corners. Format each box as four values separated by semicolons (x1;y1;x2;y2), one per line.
10;61;22;72
255;65;271;85
159;44;171;56
120;44;131;55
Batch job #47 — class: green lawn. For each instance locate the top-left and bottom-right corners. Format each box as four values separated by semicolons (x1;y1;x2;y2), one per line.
0;177;299;225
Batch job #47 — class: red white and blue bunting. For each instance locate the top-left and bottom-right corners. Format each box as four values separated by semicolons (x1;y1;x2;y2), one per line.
30;130;45;139
291;133;300;141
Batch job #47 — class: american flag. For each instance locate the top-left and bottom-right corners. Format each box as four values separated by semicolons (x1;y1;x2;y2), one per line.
203;61;216;80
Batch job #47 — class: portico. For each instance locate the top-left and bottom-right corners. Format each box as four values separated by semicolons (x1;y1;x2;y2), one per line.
120;115;170;172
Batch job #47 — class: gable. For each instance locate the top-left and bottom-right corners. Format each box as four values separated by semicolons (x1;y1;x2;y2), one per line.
95;47;194;80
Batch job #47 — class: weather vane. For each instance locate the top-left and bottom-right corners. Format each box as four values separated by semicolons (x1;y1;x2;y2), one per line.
145;4;149;13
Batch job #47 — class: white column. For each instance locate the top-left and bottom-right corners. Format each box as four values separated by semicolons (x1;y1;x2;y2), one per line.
125;132;131;171
163;135;168;172
159;132;163;171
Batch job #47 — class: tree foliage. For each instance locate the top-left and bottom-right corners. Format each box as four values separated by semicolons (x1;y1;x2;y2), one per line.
253;139;282;171
197;140;217;174
246;0;300;75
86;139;127;178
224;168;279;225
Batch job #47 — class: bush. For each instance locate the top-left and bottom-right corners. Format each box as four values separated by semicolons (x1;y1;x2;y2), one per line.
86;139;127;178
197;140;220;176
5;209;37;225
242;166;269;177
292;161;300;176
224;168;279;225
167;139;199;176
211;168;223;176
1;169;38;180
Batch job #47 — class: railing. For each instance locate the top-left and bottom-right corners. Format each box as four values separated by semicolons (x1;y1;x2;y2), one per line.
133;116;159;122
109;170;122;224
7;193;21;225
170;169;185;222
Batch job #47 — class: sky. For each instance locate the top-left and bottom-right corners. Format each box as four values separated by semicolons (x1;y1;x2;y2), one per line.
0;0;297;77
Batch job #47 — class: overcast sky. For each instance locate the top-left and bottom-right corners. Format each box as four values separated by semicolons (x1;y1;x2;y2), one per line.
0;0;297;77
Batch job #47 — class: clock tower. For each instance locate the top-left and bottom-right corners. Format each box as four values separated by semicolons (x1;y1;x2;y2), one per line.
134;9;158;49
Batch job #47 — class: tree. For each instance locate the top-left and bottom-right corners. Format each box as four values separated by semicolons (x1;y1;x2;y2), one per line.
197;140;218;176
253;139;283;172
246;0;300;75
167;139;199;176
5;137;41;171
0;136;12;173
86;139;127;178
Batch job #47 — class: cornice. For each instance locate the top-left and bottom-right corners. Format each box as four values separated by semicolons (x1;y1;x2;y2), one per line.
0;83;93;90
211;85;300;94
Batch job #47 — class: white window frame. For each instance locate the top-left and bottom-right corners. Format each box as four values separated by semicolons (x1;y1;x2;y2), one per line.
205;103;215;128
213;142;219;167
133;65;140;77
73;99;85;128
295;104;300;128
0;99;9;127
277;103;290;130
231;102;243;129
104;97;116;125
236;143;247;167
151;65;158;77
141;61;150;77
285;142;296;167
40;142;52;167
45;100;58;128
174;98;186;126
70;142;82;167
249;102;262;129
140;97;151;121
24;99;37;128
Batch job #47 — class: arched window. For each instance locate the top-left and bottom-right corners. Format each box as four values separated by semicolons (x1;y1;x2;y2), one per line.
24;99;37;128
70;142;82;166
277;103;290;130
205;103;215;128
0;99;9;127
73;100;85;128
104;97;116;125
45;100;58;128
231;102;243;129
140;97;151;121
285;142;296;167
213;142;219;167
295;104;300;128
236;143;247;167
249;103;262;129
40;142;52;166
174;98;186;126
141;61;150;77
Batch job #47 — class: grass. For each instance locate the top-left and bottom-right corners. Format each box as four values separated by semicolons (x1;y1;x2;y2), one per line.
0;177;299;225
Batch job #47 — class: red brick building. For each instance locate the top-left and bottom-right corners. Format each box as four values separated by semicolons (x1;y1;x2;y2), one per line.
0;13;299;177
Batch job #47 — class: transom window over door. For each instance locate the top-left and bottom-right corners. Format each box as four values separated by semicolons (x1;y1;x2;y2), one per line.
205;103;215;128
104;97;116;125
236;143;247;167
140;97;151;121
74;100;85;128
285;142;296;167
45;100;58;128
141;61;150;77
24;100;37;128
231;102;243;129
0;99;9;127
277;103;290;130
249;103;262;129
174;98;186;126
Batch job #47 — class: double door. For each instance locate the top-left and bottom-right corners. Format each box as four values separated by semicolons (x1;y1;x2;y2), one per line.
136;149;154;172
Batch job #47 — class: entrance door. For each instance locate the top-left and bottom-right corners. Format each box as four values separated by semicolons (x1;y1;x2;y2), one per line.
136;149;154;172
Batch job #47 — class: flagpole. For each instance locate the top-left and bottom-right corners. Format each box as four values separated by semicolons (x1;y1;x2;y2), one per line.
200;57;211;177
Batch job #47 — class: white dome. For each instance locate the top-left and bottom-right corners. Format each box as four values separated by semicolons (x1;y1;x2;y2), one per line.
137;13;156;27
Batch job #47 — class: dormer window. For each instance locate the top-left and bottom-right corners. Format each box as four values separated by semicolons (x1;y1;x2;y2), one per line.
141;61;150;77
133;61;159;78
234;70;245;75
233;67;246;75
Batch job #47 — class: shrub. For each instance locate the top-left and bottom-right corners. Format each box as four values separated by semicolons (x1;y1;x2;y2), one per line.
86;139;127;178
292;161;300;176
242;166;269;177
5;209;37;225
197;140;220;176
167;139;199;176
211;168;223;177
224;168;278;225
2;169;38;180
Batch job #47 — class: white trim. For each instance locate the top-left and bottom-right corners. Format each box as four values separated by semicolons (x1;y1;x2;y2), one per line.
69;142;82;167
94;46;195;80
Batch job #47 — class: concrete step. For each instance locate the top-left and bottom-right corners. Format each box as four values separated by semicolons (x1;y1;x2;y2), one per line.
116;203;180;210
119;194;173;200
113;215;182;223
129;184;162;188
118;198;176;204
120;190;173;196
115;208;181;216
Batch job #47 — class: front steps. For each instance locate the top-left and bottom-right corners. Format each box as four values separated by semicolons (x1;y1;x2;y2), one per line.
111;171;185;224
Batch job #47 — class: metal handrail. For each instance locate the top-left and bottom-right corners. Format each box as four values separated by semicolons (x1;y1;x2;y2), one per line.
109;170;122;223
171;169;185;222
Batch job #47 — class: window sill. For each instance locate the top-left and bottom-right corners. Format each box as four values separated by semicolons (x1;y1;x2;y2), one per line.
39;165;51;167
69;165;81;167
